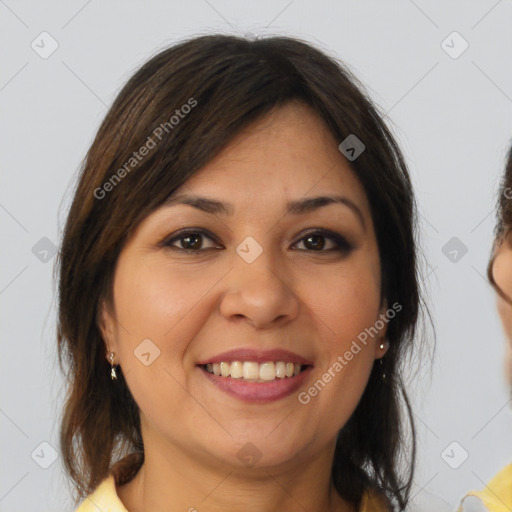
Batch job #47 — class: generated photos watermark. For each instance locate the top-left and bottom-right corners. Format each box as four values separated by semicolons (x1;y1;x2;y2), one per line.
94;97;198;200
297;301;402;404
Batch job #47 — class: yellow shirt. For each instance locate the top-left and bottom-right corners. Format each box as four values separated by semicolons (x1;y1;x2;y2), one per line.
457;464;512;512
75;475;128;512
75;474;390;512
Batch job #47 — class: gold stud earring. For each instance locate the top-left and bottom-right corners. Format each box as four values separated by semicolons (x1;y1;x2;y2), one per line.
110;352;117;380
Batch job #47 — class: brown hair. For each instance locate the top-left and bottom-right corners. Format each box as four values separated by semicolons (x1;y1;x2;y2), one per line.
57;33;424;511
487;144;512;303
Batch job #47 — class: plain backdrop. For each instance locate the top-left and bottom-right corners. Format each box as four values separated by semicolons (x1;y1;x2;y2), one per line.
1;1;512;511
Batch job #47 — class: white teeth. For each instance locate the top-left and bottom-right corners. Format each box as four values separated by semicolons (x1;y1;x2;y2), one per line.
275;361;286;378
242;362;259;380
259;362;275;381
203;360;306;381
230;361;243;379
220;361;230;377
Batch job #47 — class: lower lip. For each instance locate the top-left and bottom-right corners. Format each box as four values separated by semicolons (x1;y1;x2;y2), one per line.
198;366;313;403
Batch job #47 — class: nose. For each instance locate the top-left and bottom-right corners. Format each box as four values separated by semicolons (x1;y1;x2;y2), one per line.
219;246;300;329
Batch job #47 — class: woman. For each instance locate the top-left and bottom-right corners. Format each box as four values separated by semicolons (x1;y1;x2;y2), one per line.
457;147;512;511
57;34;423;512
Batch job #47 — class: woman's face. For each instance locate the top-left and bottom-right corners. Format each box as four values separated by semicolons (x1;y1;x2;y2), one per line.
491;235;512;383
101;101;388;472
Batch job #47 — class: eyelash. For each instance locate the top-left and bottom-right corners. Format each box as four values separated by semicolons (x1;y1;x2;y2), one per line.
161;228;353;255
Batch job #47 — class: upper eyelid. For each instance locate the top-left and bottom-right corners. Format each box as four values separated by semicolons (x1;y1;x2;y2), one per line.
161;228;220;246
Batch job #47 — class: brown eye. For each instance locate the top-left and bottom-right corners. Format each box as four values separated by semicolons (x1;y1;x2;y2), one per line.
162;229;221;251
302;234;328;251
293;230;353;253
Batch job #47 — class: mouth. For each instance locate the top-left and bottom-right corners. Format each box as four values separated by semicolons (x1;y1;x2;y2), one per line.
196;348;314;403
199;361;310;382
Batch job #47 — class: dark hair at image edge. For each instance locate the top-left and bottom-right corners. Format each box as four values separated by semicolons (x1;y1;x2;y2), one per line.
488;144;512;304
57;33;425;511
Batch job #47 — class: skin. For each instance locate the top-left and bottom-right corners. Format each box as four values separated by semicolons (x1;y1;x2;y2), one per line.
491;234;512;383
100;101;389;512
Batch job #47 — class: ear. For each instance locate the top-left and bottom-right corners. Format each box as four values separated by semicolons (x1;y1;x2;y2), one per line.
374;299;390;359
97;299;119;364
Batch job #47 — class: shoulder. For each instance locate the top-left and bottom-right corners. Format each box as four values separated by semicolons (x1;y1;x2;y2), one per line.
360;488;392;512
457;464;512;512
75;474;129;512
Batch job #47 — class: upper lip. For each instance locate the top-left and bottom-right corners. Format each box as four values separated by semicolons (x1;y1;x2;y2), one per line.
196;348;313;366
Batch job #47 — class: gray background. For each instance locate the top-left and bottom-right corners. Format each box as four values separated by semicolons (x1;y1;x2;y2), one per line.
1;1;512;511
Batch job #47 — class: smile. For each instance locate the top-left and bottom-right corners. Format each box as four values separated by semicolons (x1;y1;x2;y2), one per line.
198;363;313;403
200;361;307;382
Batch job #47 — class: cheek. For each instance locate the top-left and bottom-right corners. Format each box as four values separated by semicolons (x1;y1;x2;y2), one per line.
110;257;227;427
304;255;382;346
109;259;193;397
113;257;222;343
295;257;382;417
311;279;380;333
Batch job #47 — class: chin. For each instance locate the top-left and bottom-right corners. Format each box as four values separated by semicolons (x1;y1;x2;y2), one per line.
206;431;307;470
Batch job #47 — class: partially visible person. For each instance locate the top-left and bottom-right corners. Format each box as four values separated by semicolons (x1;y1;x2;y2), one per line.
457;145;512;511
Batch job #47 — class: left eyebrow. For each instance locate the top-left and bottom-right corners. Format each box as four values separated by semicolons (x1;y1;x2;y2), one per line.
286;195;366;231
163;194;366;231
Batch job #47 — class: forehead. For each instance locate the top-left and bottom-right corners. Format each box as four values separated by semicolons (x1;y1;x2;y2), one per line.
173;101;370;214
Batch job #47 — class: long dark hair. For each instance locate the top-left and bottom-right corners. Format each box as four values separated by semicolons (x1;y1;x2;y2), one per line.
57;33;423;511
